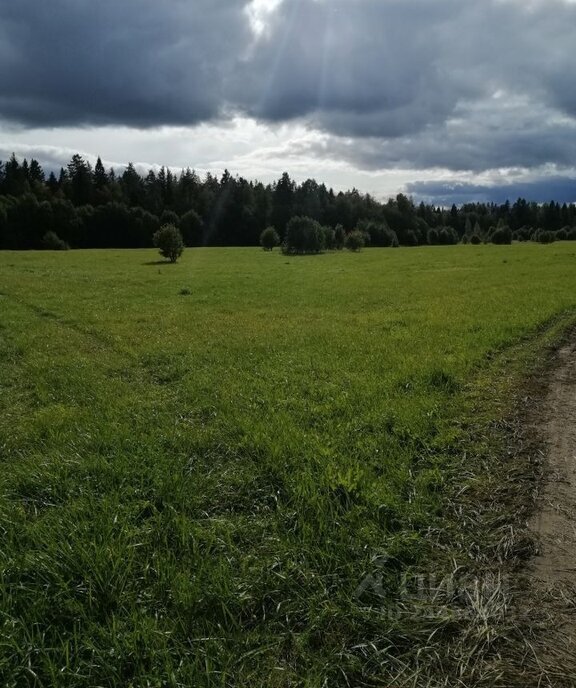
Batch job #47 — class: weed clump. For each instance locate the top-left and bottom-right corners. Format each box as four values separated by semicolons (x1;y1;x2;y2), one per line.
427;369;461;394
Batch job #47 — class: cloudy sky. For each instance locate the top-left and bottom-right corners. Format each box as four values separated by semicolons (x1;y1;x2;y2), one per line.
1;0;576;204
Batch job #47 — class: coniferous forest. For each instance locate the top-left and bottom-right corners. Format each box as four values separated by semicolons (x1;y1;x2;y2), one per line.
1;153;576;250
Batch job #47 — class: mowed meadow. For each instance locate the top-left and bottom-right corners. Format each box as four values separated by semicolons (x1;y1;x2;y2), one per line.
1;244;576;687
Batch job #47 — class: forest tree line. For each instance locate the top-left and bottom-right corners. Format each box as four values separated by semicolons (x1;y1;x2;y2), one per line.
1;153;576;250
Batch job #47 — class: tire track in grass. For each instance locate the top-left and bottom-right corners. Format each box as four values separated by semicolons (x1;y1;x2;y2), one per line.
0;289;127;354
0;289;189;389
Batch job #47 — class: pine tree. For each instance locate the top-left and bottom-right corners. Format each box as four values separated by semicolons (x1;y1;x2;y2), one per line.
271;172;295;235
67;154;93;205
94;157;108;189
121;163;145;206
29;159;45;184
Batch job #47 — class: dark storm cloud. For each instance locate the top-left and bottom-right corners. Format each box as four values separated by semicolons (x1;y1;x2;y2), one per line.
239;0;576;172
407;177;576;206
1;0;576;174
237;0;576;140
303;104;576;173
235;0;472;136
0;0;252;127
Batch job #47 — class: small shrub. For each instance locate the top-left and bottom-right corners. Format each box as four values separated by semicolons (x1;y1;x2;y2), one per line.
437;227;459;245
535;229;555;244
404;230;419;246
283;216;324;254
491;226;512;245
358;220;397;247
334;224;346;250
516;226;533;241
323;226;336;250
345;230;365;252
179;209;203;246
555;228;567;241
41;231;69;250
427;228;439;245
260;226;280;251
179;287;191;296
160;209;180;227
470;234;482;245
152;224;184;263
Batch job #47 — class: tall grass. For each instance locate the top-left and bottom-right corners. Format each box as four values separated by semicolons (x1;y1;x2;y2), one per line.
0;244;575;686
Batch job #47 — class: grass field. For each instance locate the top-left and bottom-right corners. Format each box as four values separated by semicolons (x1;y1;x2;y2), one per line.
1;244;575;687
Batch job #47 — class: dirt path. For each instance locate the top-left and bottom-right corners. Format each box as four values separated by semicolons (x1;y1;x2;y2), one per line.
524;338;576;682
530;340;576;584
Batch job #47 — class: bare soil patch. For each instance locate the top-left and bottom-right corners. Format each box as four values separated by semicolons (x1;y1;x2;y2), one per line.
530;340;576;585
520;336;576;683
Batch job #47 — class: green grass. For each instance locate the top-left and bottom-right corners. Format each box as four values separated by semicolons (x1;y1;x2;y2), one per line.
0;244;575;687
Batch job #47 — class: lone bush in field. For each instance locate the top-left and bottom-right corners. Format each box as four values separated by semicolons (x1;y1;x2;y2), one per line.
345;230;365;252
491;226;512;245
260;226;280;251
283;216;324;254
153;224;184;263
41;231;69;250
